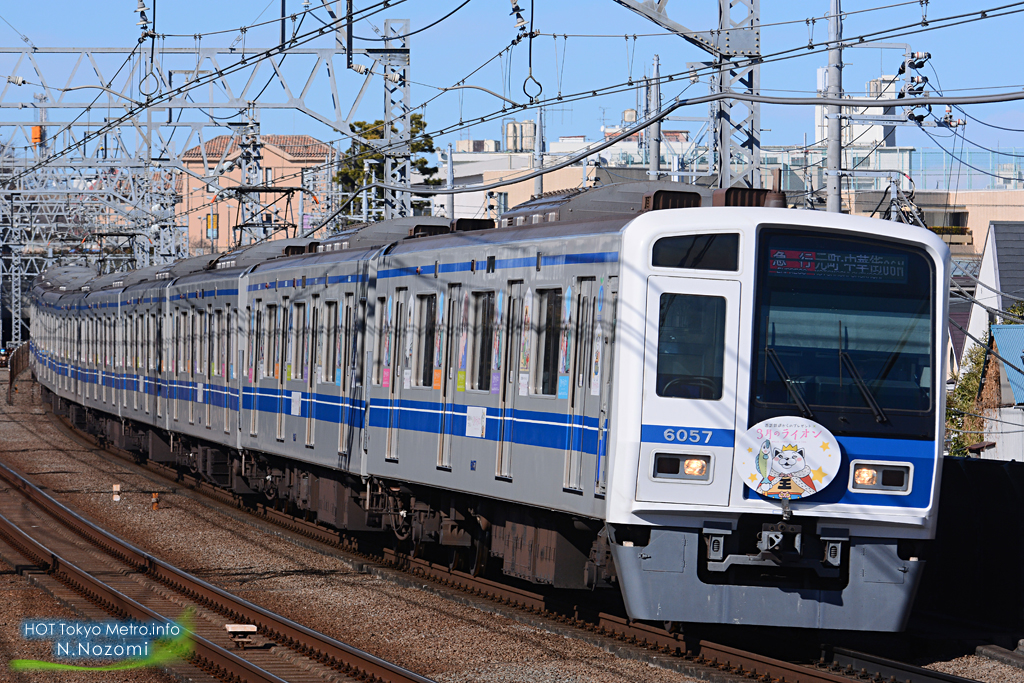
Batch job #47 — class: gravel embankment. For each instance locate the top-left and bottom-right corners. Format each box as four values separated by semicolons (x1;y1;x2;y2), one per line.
926;654;1024;683
0;558;177;683
0;374;699;683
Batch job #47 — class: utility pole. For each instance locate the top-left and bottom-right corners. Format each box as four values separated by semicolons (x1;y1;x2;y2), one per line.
614;0;760;189
533;108;544;198
649;55;661;179
826;0;843;213
445;142;455;219
803;133;812;209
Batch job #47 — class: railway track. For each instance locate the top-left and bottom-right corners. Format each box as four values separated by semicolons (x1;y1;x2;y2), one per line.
0;456;435;683
39;404;979;683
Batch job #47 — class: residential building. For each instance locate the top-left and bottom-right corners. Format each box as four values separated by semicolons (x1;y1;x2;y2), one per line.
180;134;336;254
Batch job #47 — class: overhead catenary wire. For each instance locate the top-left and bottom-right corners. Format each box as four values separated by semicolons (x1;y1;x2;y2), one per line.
353;0;473;41
18;0;1021;194
17;0;1024;233
537;0;926;39
949;317;1024;378
951;259;1024;306
306;1;1024;188
4;0;410;184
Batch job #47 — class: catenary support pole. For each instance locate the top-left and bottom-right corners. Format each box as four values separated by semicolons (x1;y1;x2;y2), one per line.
827;0;843;213
533;108;543;198
446;142;455;219
649;55;661;180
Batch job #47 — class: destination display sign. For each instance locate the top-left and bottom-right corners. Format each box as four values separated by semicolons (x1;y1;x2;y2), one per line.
768;249;908;283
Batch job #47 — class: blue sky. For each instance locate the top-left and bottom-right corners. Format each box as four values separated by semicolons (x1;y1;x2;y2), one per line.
2;1;1023;159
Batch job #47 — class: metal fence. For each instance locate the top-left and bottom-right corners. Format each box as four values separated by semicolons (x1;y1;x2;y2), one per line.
7;342;29;406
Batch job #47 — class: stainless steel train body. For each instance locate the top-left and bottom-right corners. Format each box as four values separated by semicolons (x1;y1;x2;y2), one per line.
29;183;949;631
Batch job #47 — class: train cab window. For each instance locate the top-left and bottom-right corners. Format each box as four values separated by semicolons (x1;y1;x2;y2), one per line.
750;228;935;439
414;294;436;387
655;293;726;400
532;289;563;396
652;233;739;271
469;292;495;391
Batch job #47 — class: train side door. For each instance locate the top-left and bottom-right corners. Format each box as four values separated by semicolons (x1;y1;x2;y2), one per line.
636;276;739;506
438;284;462;469
306;298;320;447
276;299;288;441
595;279;617;496
495;281;522;479
339;293;355;455
248;302;263;436
564;278;595;492
156;312;164;418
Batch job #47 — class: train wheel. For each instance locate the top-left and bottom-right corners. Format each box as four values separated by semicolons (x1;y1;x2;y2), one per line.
447;547;465;573
467;531;490;578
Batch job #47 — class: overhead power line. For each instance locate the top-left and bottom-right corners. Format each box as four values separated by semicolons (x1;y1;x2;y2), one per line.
298;87;1024;238
5;0;410;183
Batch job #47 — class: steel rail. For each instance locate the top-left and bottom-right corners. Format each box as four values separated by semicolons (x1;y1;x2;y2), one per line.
43;408;978;683
0;510;290;683
0;459;435;683
7;342;29;406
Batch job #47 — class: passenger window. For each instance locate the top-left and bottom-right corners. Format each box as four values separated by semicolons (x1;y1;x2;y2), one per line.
532;289;562;396
655;293;726;400
373;296;387;385
469;292;495;391
266;305;278;378
322;302;336;383
414;294;437;387
214;310;223;376
293;302;307;380
652;233;739;271
249;304;260;381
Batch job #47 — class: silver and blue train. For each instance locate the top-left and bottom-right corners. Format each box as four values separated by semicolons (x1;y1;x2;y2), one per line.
29;181;949;631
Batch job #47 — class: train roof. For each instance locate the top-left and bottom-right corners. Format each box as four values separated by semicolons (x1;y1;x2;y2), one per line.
498;180;711;226
31;181;757;296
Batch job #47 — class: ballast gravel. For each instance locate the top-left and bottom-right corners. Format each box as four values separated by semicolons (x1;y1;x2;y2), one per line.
0;374;701;683
0;557;176;683
926;654;1024;683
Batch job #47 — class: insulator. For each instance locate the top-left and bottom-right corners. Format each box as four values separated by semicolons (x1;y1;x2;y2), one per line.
350;63;368;75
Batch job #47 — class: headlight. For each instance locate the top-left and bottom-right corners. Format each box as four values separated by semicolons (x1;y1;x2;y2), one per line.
851;462;911;492
683;458;707;477
653;454;711;481
854;466;878;486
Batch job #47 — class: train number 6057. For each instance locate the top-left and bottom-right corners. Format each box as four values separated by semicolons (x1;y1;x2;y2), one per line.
663;428;713;444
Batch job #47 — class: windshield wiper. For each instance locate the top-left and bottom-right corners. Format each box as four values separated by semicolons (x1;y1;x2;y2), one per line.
766;348;814;419
840;352;888;423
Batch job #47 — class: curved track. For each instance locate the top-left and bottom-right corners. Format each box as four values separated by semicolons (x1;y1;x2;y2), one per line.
39;409;983;683
0;456;434;683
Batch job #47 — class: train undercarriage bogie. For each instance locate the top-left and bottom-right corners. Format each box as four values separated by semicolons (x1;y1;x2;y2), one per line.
40;388;616;591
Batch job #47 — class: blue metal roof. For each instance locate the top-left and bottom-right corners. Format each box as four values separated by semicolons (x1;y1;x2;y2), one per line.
991;324;1024;404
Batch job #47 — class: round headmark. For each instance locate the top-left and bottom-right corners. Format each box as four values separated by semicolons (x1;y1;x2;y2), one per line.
735;417;840;500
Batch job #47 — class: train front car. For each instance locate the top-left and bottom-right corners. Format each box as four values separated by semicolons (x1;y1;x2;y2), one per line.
607;207;948;631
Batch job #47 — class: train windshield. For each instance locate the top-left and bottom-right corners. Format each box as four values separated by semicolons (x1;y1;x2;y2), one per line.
749;227;935;439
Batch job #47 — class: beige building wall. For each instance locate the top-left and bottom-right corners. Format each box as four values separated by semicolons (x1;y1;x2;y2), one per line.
848;188;1024;257
945;190;1024;249
480;166;596;208
180;135;333;255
